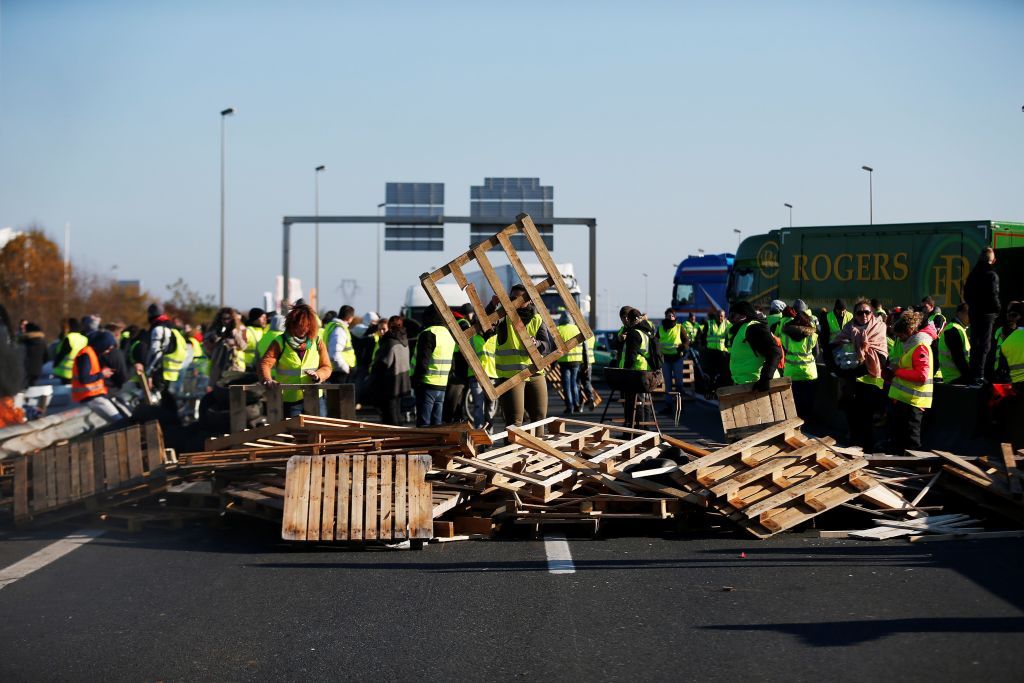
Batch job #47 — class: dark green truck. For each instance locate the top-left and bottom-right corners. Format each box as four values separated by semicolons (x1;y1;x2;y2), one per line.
728;220;1024;310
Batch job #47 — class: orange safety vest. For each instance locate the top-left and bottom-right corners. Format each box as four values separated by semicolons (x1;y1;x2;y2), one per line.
71;346;108;402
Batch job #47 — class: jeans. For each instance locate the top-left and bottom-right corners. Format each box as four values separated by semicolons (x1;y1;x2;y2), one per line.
469;378;497;429
415;384;445;426
579;364;595;405
662;356;685;409
560;363;581;411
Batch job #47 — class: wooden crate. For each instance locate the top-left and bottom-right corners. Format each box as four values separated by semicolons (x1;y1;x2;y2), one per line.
11;422;167;523
419;214;593;402
717;377;798;442
282;454;433;542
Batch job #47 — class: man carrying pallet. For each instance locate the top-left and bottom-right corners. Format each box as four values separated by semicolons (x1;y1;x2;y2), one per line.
726;301;783;392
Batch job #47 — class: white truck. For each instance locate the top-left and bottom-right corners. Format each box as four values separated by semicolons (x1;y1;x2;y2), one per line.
402;282;471;325
462;262;590;318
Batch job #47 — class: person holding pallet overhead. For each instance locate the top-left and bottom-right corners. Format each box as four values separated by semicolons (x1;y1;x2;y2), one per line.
657;307;688;415
937;302;971;385
258;304;332;418
410;305;456;426
323;304;357;384
726;301;783;393
556;311;584;414
486;284;556;427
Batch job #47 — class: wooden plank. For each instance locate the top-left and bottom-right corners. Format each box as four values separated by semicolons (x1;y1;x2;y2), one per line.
743;458;868;518
229;385;248;434
103;432;120;490
266;385;285;425
80;439;97;497
143;421;164;473
69;441;82;501
409;455;432;539
13;457;29;520
321;456;337;542
306;455;324;541
933;450;991;480
364;454;379;540
781;386;798;419
350;454;365;541
54;443;71;506
302;389;320;418
380;454;393;540
116;428;130;483
678;418;804;475
31;448;47;513
769;391;785;421
394;455;407;539
281;456;312;541
336;456;351;541
44;447;58;510
496;230;568;362
517;214;593;340
125;425;145;480
1000;443;1023;496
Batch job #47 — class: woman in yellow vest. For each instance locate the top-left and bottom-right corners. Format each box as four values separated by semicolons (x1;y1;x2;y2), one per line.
555;311;584;414
884;311;933;453
488;284;556;427
258;304;331;418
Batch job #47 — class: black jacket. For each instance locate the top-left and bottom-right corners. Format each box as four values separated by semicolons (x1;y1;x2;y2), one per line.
19;331;47;387
731;318;784;387
964;263;1000;314
370;329;412;401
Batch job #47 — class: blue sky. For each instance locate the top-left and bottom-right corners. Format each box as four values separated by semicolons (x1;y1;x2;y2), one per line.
2;1;1022;327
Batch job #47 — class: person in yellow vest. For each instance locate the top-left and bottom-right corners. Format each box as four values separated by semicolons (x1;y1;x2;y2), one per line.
140;304;190;396
617;308;655;427
324;305;357;384
72;331;127;422
442;314;473;423
579;332;598;411
555;311;585;414
51;317;91;384
187;330;209;377
657;308;688;414
937;303;971;384
368;316;411;426
258;304;331;418
884;311;933;453
765;300;786;336
699;308;731;393
487;285;556;427
871;298;887;321
411;306;456;426
995;302;1024;389
991;302;1019;377
241;308;267;371
256;313;286;365
726;301;782;391
831;300;889;452
824;299;853;345
467;316;499;429
682;313;700;344
779;310;818;419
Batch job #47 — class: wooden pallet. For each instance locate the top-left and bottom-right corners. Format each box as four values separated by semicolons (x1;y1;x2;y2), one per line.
11;422;168;523
419;213;593;402
717;377;798;442
228;383;356;434
282;454;433;542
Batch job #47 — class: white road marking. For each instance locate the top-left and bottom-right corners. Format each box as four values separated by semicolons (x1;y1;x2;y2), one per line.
0;529;105;591
544;534;576;574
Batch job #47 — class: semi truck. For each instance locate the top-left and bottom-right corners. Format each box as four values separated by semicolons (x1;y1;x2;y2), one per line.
728;220;1024;310
670;253;734;319
462;262;591;319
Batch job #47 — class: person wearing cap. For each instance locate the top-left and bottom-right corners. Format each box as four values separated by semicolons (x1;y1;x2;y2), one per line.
657;308;688;414
766;300;787;336
726;301;783;392
242;308;267;371
885;310;934;453
324;305;357;384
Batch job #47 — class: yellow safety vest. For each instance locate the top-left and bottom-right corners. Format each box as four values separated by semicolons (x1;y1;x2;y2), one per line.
162;329;188;382
469;334;498;379
421;325;455;387
257;330;283;361
188;337;209;377
729;321;766;385
617;329;650;371
937;321;970;383
1001;328;1024;384
827;310;852;336
657;324;683;357
272;336;321;403
54;332;89;380
243;326;264;369
583;335;595;365
888;343;933;409
557;323;584;363
782;332;817;381
705;320;730;353
496;315;544;379
323;320;357;369
682;320;699;342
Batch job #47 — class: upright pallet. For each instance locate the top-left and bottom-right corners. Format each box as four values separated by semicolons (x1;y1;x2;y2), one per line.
717;377;798;442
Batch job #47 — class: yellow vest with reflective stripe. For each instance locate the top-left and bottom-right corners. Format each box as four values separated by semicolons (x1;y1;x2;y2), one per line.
54;332;89;379
782;332;817;381
162;329;188;381
888;343;933;409
729;321;766;385
583;335;595;364
496;315;543;379
242;326;264;369
828;310;852;336
1001;328;1024;384
188;337;209;377
657;324;683;357
705;320;730;352
557;324;584;363
617;329;650;371
469;334;497;379
272;336;321;402
682;320;699;342
323;320;357;369
421;325;455;386
937;321;970;383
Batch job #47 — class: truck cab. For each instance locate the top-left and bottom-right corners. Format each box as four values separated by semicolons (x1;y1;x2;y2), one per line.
672;253;734;318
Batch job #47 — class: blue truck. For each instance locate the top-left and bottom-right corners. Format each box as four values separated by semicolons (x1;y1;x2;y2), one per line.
670;253;734;320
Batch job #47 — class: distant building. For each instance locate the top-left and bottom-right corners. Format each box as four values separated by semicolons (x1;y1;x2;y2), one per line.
383;182;445;251
470;177;553;250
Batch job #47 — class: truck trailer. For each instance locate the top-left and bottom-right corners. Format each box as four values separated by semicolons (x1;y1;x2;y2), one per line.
462;262;590;318
728;220;1024;310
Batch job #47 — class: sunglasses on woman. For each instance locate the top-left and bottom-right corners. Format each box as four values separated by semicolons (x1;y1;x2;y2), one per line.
855;309;872;315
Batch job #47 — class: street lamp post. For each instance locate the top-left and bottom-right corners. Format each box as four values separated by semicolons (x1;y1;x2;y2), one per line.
861;165;874;224
784;203;793;228
314;165;326;312
376;202;386;314
219;107;235;307
733;228;742;247
642;273;648;314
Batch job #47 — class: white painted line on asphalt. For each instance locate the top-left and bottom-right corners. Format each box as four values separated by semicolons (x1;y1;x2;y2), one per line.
0;529;105;591
544;534;576;574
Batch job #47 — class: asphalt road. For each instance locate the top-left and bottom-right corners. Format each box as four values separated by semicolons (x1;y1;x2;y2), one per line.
2;385;1022;681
